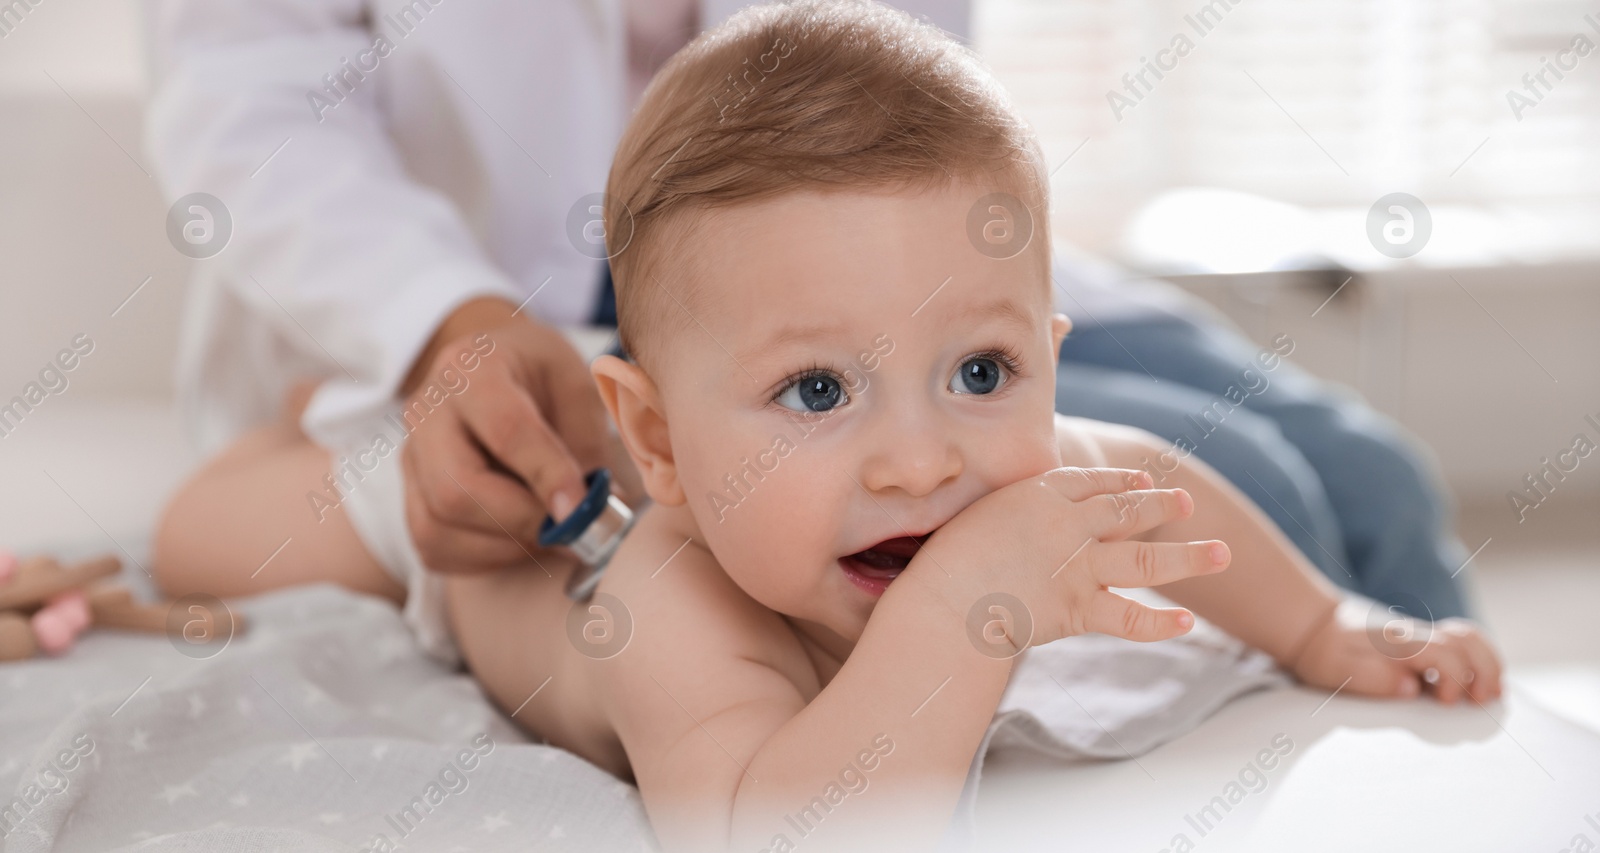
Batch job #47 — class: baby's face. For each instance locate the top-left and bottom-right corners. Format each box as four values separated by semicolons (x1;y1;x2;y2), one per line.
656;181;1069;648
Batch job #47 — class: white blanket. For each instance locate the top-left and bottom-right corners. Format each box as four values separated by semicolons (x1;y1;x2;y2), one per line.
944;592;1289;848
0;584;653;853
0;582;1288;852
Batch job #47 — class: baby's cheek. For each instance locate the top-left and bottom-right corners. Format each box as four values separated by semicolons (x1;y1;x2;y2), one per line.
1011;421;1067;479
718;529;816;612
743;485;836;586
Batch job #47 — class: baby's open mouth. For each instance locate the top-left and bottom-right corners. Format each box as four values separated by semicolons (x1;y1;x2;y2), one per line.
839;536;924;596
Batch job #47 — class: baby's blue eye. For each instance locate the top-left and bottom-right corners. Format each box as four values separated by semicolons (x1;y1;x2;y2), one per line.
775;373;847;413
950;357;1005;395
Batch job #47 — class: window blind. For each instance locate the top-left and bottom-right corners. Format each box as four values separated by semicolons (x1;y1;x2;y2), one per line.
973;0;1600;255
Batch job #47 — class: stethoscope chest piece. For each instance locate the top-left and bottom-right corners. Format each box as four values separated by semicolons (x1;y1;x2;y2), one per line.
538;467;637;601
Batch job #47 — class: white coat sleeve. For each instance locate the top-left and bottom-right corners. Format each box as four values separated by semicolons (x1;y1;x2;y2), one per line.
144;0;522;449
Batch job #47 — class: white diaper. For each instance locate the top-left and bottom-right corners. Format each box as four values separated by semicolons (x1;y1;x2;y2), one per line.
336;403;461;668
332;325;621;669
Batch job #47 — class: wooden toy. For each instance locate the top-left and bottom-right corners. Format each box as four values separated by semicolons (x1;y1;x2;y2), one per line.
0;552;245;661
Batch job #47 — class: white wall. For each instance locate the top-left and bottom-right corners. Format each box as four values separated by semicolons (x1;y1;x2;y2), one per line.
0;0;187;402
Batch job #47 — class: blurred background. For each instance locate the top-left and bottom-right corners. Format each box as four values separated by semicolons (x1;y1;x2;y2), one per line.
0;0;1595;705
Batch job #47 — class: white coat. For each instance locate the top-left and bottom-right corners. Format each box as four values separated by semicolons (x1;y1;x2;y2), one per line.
145;0;1156;454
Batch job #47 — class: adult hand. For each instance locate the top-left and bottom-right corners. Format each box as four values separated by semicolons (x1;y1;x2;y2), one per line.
400;297;637;574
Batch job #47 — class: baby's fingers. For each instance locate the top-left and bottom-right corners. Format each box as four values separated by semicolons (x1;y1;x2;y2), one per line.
1085;591;1195;643
1451;628;1505;702
1406;643;1475;704
1084;539;1230;589
1338;655;1422;700
1089;488;1194;541
1043;467;1153;502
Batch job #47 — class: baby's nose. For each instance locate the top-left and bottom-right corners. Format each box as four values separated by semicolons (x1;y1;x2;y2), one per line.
857;416;962;499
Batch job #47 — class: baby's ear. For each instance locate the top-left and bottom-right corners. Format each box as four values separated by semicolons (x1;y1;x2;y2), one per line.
1050;312;1072;356
590;355;687;507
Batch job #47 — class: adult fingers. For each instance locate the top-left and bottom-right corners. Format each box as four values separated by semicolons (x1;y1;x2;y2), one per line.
1042;467;1154;502
403;458;547;573
455;378;588;524
412;416;545;541
1082;539;1230;589
535;347;612;477
1083;591;1195;643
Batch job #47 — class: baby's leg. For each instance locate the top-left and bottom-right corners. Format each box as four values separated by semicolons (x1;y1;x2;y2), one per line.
152;395;403;605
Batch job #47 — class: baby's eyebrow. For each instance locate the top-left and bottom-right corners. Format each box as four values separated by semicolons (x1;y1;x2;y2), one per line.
731;320;849;368
944;296;1036;335
737;296;1035;366
763;320;852;352
907;294;1037;339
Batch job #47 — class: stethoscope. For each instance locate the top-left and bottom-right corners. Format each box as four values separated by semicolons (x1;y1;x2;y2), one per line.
537;467;640;602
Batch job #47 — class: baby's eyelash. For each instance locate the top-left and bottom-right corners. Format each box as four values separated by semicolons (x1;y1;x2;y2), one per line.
969;346;1025;379
766;345;1026;408
767;360;840;405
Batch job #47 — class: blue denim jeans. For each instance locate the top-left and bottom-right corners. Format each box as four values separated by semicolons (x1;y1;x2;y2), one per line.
1054;314;1473;620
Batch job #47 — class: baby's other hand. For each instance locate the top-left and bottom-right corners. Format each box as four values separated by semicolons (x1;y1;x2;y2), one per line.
1289;599;1504;704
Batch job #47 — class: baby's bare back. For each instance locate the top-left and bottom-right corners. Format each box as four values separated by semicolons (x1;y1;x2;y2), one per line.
442;498;823;783
442;542;633;777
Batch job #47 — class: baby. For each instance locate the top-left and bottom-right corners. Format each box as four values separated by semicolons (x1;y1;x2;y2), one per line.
431;2;1503;850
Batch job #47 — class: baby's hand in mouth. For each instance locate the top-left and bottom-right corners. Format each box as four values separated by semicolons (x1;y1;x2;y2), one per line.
839;535;927;596
894;466;1230;654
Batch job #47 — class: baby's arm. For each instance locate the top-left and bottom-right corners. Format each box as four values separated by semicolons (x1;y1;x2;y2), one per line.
596;540;1013;853
1059;416;1342;665
1063;415;1502;702
601;464;1212;851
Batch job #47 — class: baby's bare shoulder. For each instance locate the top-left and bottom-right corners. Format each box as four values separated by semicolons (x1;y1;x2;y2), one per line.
593;502;821;697
583;502;823;785
1053;412;1170;470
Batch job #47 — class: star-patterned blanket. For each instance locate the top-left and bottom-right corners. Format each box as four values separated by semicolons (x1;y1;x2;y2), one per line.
0;576;1291;852
0;583;656;852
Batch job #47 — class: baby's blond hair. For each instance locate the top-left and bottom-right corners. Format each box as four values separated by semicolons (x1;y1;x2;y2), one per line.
604;0;1048;375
